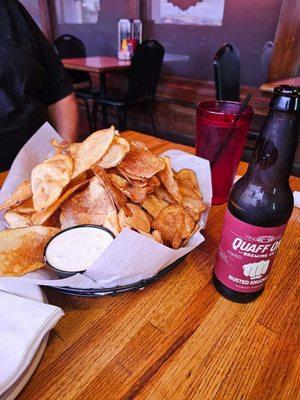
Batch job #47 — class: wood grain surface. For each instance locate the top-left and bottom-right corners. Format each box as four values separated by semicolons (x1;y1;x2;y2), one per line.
0;131;299;400
62;57;130;73
260;76;300;93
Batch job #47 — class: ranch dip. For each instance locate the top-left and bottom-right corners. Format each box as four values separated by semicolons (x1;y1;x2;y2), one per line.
45;226;114;272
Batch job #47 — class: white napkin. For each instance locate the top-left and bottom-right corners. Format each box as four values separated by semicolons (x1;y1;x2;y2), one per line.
0;291;64;396
293;191;300;208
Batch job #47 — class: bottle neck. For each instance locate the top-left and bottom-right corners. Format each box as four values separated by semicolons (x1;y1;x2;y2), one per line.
247;109;299;183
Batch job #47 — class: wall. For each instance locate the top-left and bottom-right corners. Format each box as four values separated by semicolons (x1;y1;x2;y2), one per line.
51;0;282;87
142;0;282;86
50;0;139;57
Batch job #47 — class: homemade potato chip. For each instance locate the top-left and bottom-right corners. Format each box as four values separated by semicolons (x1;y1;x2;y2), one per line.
98;137;130;168
176;180;206;221
0;180;32;211
31;180;89;225
129;177;148;187
154;187;176;205
31;153;73;212
175;169;203;199
11;198;34;214
109;173;129;191
66;171;88;190
152;230;163;244
94;166;130;214
119;147;165;179
0;226;59;277
72;127;115;178
141;194;169;218
103;210;121;236
152;205;195;249
119;203;151;233
117;166;147;182
60;177;115;229
5;210;32;229
158;157;181;203
123;186;149;203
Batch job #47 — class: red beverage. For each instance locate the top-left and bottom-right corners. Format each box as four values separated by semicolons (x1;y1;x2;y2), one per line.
196;101;253;204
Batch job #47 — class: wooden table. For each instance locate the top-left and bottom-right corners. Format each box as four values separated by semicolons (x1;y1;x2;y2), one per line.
62;56;130;93
1;131;299;400
259;76;300;93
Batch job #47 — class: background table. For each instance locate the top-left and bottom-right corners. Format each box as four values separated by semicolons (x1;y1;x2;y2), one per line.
0;131;299;400
62;56;130;93
259;76;300;93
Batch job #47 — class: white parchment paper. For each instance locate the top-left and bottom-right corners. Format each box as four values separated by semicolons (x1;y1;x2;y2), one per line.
0;123;212;289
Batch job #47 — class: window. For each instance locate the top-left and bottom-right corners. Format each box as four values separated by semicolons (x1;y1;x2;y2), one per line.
54;0;100;24
151;0;225;26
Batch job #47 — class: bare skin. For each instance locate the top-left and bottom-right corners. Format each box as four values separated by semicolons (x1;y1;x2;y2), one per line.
48;92;79;142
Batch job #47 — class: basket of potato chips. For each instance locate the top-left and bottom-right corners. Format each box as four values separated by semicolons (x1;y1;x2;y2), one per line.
0;123;211;294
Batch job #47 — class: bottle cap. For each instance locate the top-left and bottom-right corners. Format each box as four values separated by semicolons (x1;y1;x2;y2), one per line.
270;85;300;112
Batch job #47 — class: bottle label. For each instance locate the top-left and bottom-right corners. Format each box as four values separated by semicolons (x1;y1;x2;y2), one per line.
214;210;287;293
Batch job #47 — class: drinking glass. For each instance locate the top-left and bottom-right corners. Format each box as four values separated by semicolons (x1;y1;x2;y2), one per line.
196;101;254;204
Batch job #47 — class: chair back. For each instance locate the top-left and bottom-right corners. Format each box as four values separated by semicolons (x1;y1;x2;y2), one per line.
213;43;240;101
53;34;90;84
126;40;165;101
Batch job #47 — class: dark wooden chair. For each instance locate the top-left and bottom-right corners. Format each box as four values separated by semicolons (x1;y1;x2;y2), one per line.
213;43;240;101
93;40;165;133
53;34;98;132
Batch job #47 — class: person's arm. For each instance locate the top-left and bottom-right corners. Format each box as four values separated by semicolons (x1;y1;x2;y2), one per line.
48;93;79;142
14;2;79;142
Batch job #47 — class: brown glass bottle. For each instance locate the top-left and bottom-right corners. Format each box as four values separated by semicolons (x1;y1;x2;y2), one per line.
213;86;300;303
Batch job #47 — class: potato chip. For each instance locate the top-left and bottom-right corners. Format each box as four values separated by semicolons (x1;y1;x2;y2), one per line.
5;210;32;228
117;166;147;182
98;137;130;168
60;177;115;229
43;209;62;229
176;179;206;221
154;187;176;205
51;139;69;155
66;171;88;190
103;210;121;236
31;180;89;225
130;178;148;187
0;226;59;277
109;173;129;191
31;153;73;212
152;205;195;249
94;166;130;214
141;194;169;218
152;205;184;249
148;176;160;188
181;225;200;247
72;126;115;178
152;230;163;244
158;157;181;203
69;142;81;158
175;169;203;199
123;186;149;203
0;180;32;211
119;147;165;179
12;198;34;214
120;203;151;233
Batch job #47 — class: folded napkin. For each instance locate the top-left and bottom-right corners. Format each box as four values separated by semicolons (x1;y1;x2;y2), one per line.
293;191;300;208
0;291;64;396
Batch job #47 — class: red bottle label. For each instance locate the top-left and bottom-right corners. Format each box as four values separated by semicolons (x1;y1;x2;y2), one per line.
214;209;287;293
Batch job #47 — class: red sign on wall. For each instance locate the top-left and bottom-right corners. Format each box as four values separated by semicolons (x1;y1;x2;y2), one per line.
168;0;200;11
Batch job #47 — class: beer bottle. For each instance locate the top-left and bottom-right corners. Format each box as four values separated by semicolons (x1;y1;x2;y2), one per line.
213;85;300;303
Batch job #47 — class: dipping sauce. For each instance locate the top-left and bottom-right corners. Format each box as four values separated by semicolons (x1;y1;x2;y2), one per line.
45;225;114;274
